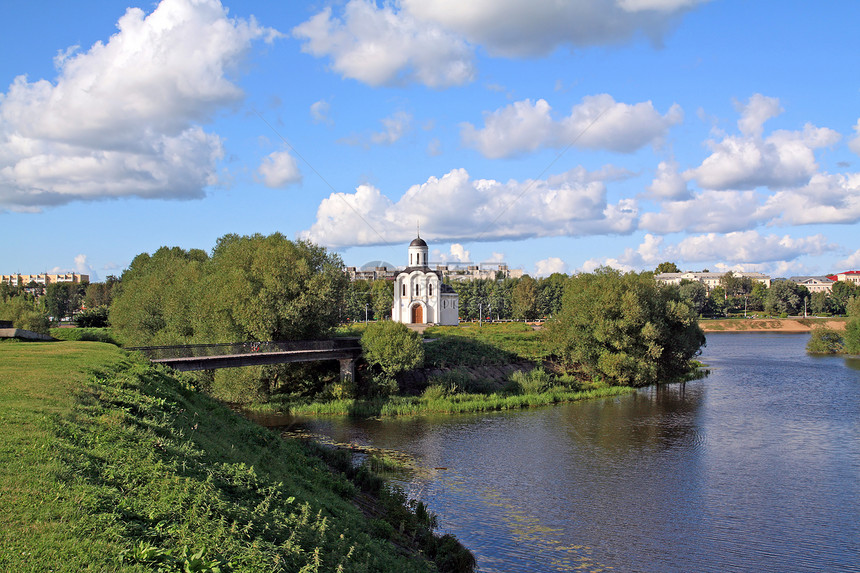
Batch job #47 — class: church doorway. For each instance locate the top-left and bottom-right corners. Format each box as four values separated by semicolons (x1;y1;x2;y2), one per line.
411;304;423;324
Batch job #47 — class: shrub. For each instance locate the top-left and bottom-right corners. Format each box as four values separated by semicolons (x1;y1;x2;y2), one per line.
806;326;844;354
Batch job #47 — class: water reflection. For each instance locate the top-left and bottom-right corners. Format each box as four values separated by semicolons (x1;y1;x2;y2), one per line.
260;333;860;573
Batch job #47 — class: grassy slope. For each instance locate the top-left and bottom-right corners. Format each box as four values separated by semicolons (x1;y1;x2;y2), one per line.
0;341;436;572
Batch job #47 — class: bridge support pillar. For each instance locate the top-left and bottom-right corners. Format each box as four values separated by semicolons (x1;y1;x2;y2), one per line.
339;358;355;386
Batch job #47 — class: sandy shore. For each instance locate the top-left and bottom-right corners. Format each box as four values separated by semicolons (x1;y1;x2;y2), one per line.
700;318;847;332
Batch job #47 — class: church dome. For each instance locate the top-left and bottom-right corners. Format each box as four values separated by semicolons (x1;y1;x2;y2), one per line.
410;237;427;247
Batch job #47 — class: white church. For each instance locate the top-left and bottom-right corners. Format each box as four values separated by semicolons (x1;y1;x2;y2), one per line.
392;236;459;326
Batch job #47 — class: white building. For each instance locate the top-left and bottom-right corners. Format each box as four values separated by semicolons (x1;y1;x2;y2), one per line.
655;271;771;290
392;237;459;326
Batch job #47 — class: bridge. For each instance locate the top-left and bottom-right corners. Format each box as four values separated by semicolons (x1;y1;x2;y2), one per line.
127;338;363;384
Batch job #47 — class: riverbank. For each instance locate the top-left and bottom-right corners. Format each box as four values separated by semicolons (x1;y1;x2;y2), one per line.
0;341;470;572
700;317;848;332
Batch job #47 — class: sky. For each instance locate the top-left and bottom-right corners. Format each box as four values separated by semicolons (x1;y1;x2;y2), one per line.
2;0;860;282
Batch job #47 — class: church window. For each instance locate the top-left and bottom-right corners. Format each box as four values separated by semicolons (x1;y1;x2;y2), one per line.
402;284;405;297
429;283;433;296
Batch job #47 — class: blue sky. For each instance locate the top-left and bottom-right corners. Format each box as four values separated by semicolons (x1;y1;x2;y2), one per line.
2;0;860;281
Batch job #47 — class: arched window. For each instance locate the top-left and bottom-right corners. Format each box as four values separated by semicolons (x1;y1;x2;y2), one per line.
402;284;406;297
429;283;433;296
415;283;419;296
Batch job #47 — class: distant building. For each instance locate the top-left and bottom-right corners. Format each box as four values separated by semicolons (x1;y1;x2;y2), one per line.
655;271;771;290
1;273;89;287
345;259;523;283
789;276;834;293
827;271;860;286
392;236;459;326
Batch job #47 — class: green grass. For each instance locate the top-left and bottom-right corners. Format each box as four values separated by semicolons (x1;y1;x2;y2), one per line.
281;383;634;418
0;340;466;572
49;326;121;345
424;322;549;366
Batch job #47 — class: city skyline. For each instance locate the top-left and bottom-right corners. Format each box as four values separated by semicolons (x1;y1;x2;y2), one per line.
2;0;860;281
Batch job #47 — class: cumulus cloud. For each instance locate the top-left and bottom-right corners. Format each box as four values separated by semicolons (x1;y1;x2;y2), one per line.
299;166;638;247
402;0;708;57
534;257;568;277
292;0;475;88
837;248;860;269
580;231;834;275
667;231;833;264
0;0;277;211
257;150;302;188
461;95;682;158
647;159;690;199
640;190;762;234
757;172;860;226
685;94;840;190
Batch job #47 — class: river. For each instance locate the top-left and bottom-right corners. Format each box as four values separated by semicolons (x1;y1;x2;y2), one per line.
275;333;860;572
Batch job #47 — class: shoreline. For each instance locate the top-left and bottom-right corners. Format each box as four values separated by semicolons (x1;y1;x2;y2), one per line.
700;318;847;333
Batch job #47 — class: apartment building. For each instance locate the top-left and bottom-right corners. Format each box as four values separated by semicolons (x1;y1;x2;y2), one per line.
1;273;89;287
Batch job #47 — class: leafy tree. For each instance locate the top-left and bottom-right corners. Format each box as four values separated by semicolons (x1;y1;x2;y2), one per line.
543;268;705;387
360;320;424;394
44;283;72;322
809;291;830;315
110;247;208;346
0;295;49;334
75;305;110;328
764;280;803;316
84;276;120;308
511;275;538;321
193;234;348;342
371;279;394;320
844;296;860;354
830;281;860;315
344;280;372;322
536;273;567;318
806;326;844;354
655;262;681;274
703;286;728;317
678;280;707;316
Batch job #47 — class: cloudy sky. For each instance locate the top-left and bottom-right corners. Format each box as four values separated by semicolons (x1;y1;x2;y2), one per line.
3;0;860;280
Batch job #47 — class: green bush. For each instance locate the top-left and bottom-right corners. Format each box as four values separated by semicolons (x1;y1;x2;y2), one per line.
806;326;844;354
361;321;424;379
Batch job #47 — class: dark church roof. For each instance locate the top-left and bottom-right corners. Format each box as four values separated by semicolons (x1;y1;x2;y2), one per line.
410;237;427;247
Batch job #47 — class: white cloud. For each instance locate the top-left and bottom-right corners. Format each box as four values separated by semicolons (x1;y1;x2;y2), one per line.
461;95;682;158
757;172;860;225
640;190;762;233
371;111;412;145
686;94;840;190
647;159;690;199
0;0;277;210
667;231;833;264
534;257;568;277
310;100;333;125
293;0;475;88
837;249;860;269
402;0;708;57
848;119;860;156
299;166;638;247
257;150;302;188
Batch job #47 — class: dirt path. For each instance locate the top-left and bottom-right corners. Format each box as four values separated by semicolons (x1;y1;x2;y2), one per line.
700;318;847;332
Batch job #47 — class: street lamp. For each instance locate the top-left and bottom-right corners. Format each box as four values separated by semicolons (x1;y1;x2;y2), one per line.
365;303;369;324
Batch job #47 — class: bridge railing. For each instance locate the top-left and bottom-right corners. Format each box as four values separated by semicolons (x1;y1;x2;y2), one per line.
127;337;361;360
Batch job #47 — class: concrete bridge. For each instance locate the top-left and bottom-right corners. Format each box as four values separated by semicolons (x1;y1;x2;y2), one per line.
128;338;362;384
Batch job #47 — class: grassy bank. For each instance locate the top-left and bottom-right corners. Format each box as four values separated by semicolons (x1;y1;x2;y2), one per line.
0;341;470;572
281;384;635;417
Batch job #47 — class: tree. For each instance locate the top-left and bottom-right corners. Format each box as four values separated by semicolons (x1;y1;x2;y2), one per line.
193;234;348;342
543;267;705;387
536;273;567;318
810;291;830;315
678;281;707;316
655;262;681;274
370;279;394;320
764;280;802;316
830;281;860;315
0;295;49;334
844;296;860;354
511;276;538;321
44;283;73;322
360;320;424;394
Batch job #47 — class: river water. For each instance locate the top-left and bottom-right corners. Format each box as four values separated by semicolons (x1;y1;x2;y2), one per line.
276;333;860;572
